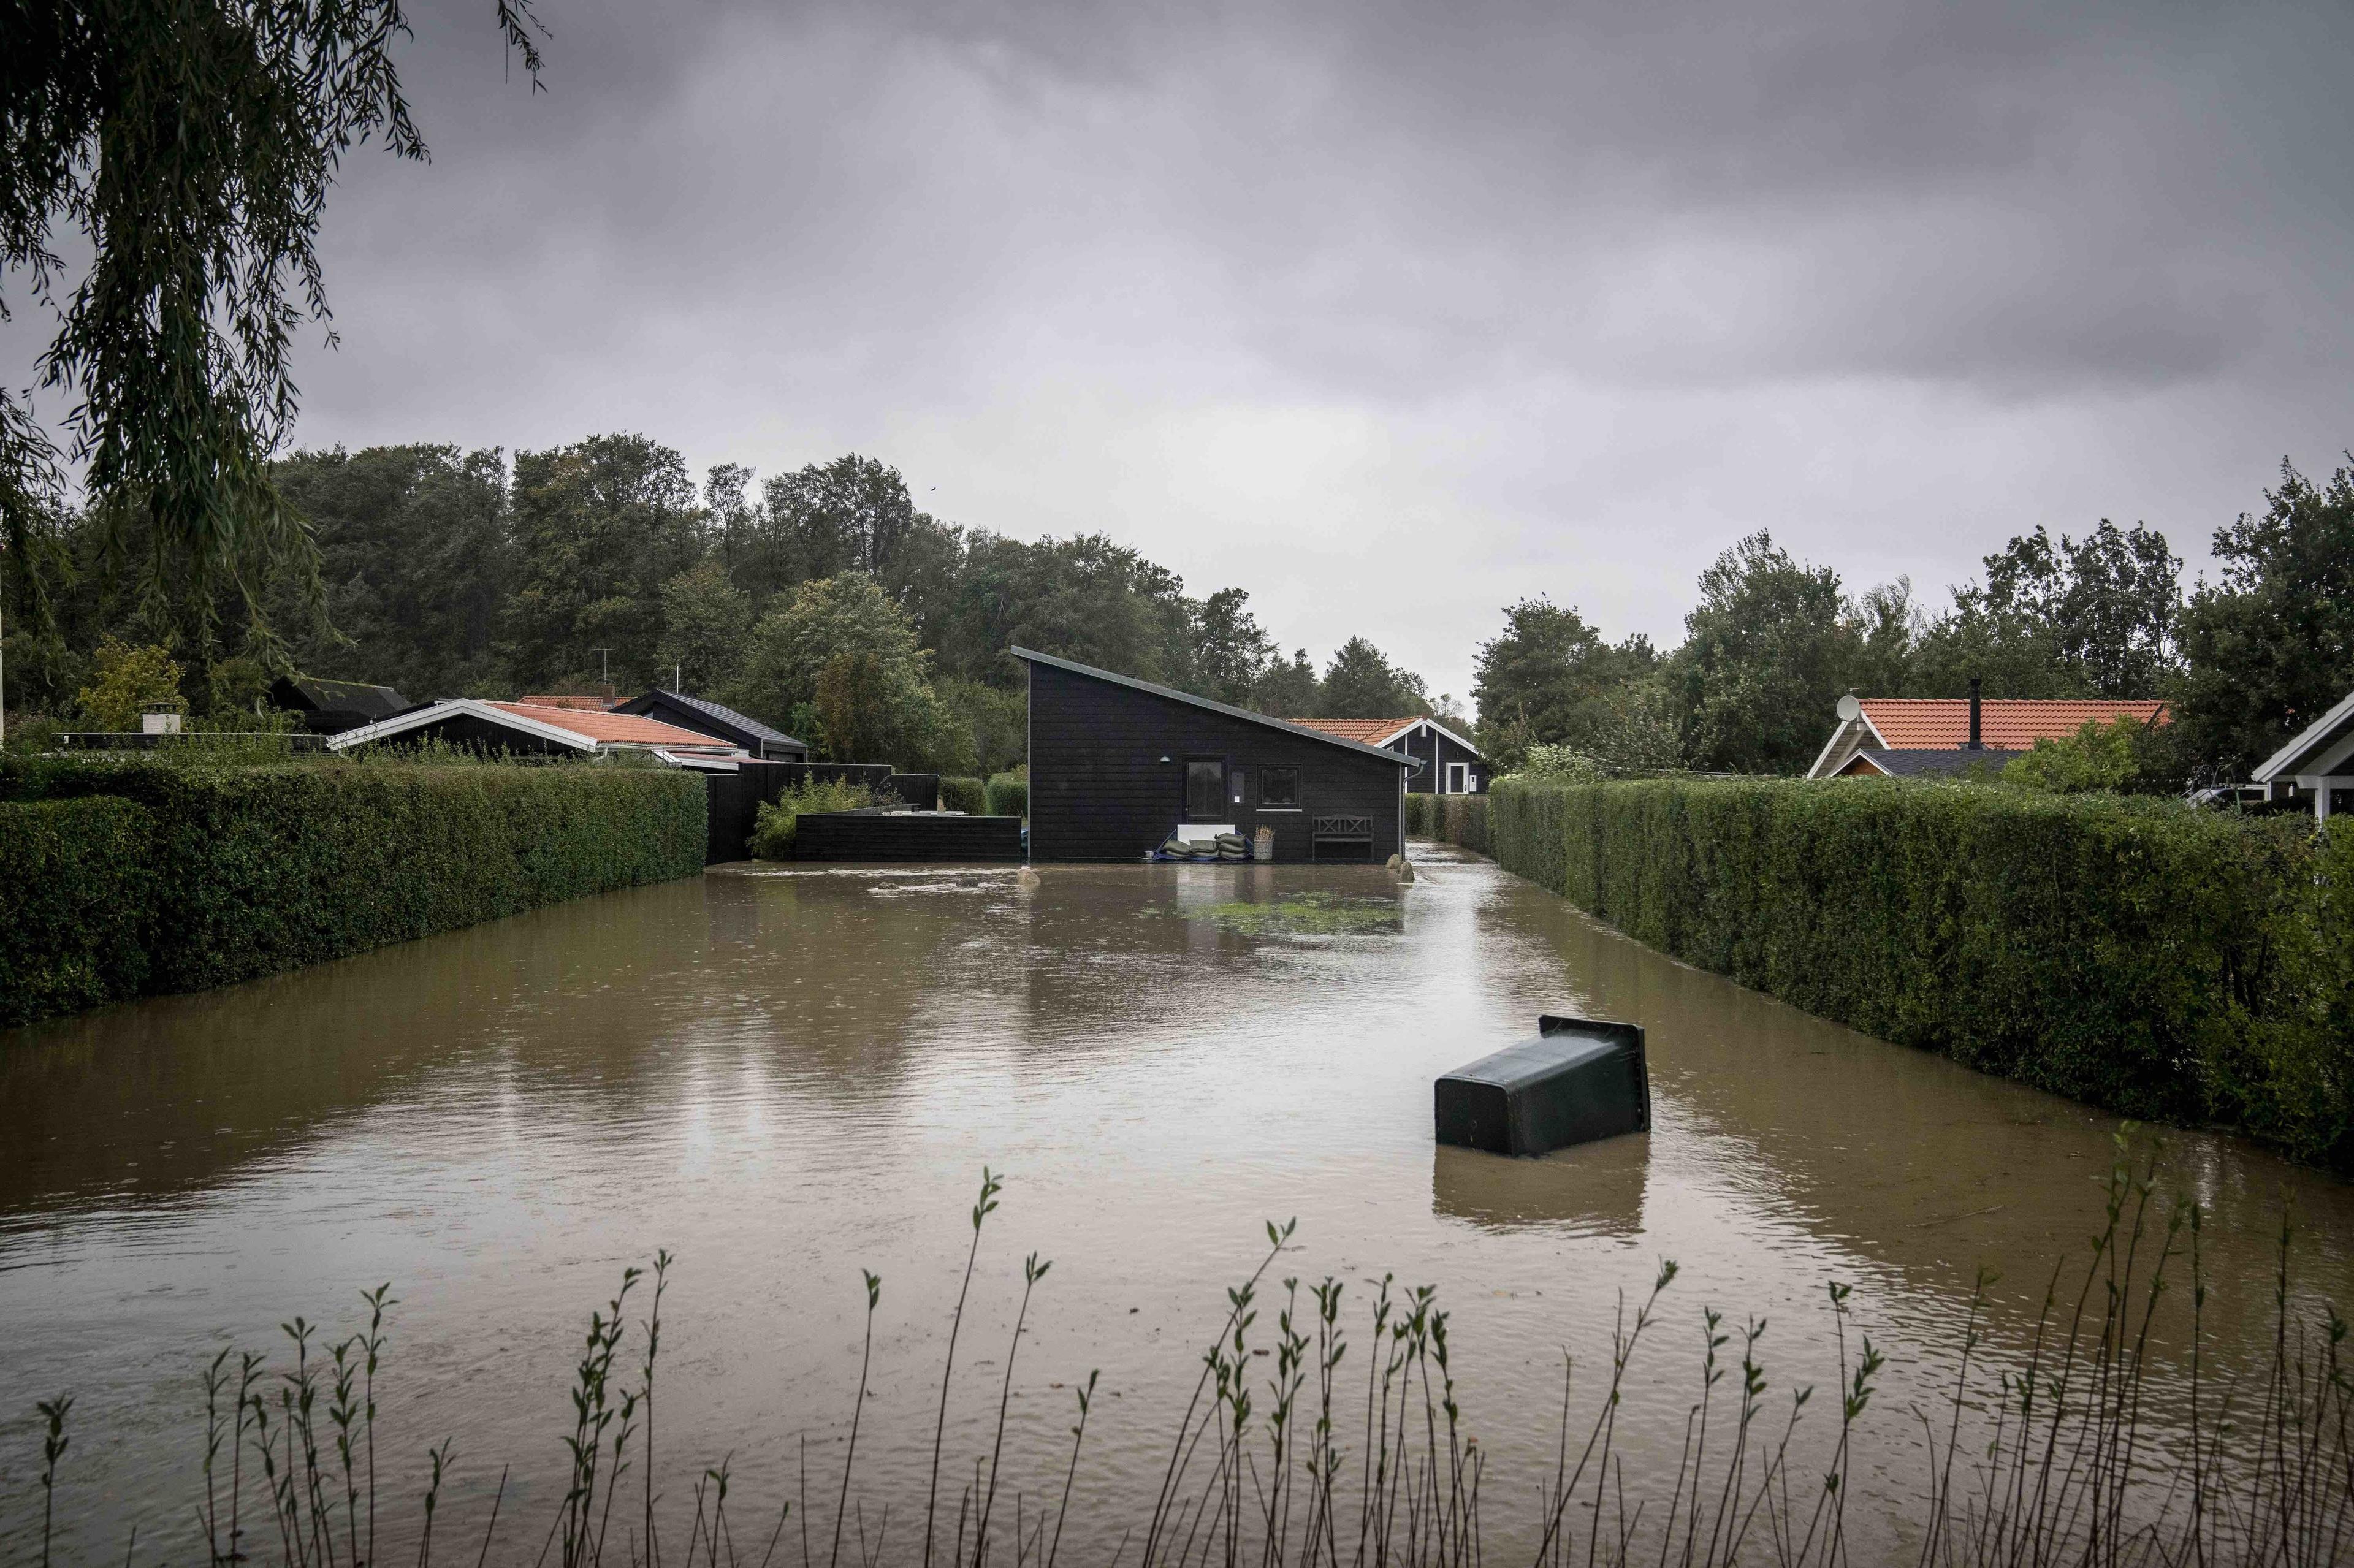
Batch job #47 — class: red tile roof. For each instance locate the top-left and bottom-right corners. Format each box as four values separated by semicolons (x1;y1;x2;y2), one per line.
1288;717;1421;744
489;702;738;750
1858;699;2170;750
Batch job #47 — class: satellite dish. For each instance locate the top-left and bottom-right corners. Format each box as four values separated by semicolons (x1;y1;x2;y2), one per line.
1835;694;1862;721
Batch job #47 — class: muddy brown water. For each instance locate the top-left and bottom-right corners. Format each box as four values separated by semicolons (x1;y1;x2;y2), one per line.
4;845;2352;1561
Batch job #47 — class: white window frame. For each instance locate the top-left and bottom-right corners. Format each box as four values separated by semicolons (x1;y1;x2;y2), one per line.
1446;761;1468;794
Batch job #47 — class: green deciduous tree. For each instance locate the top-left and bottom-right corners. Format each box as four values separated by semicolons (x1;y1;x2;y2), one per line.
1670;531;1857;774
1189;586;1277;707
940;532;1190;687
1317;637;1428;720
1255;649;1321;718
655;558;754;695
1471;596;1658;770
1910;522;2181;701
273;444;514;700
812;649;973;774
2176;459;2354;777
733;571;931;726
73;637;181;729
506;434;704;688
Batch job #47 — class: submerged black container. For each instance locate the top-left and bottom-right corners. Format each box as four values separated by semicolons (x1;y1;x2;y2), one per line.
1434;1016;1650;1157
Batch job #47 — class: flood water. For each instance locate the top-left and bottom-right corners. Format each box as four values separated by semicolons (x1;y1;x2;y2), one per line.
6;845;2353;1561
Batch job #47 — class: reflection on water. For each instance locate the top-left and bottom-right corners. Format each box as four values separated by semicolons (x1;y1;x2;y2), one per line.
4;848;2351;1560
1430;1136;1651;1240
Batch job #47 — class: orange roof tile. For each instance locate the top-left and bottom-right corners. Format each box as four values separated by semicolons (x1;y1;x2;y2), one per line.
489;702;737;750
1288;717;1422;744
1857;699;2170;751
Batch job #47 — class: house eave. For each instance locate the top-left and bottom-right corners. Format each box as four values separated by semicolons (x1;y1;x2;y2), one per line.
2252;688;2354;782
1010;647;1420;767
326;698;598;753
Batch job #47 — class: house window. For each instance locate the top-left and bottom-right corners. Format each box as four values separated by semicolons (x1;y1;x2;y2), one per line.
1446;762;1468;794
1260;766;1300;807
1185;758;1225;818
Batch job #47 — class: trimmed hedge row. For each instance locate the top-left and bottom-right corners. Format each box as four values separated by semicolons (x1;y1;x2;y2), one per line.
1;758;707;1026
1418;777;2354;1168
940;776;988;815
1;797;159;1023
985;771;1029;820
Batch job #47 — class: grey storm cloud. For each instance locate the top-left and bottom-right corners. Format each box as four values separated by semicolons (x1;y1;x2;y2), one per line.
15;0;2353;700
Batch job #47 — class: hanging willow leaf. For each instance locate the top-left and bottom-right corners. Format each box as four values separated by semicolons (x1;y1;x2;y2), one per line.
0;0;544;657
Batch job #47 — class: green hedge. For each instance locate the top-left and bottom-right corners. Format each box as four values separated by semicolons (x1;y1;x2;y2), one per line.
0;758;706;1026
1406;793;1495;853
985;771;1028;820
940;776;988;815
1;797;159;1024
1423;777;2354;1168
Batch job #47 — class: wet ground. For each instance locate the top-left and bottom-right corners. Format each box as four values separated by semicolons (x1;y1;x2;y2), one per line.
4;845;2350;1559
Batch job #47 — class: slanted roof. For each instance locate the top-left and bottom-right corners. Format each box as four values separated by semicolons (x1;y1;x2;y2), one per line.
1011;648;1420;768
2252;687;2354;782
1856;698;2169;750
272;674;410;720
1294;714;1486;759
1291;717;1423;745
1842;747;2018;778
616;689;801;750
326;699;739;755
486;702;737;749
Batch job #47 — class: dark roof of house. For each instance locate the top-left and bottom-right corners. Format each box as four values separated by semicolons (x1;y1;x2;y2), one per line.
1010;647;1422;768
616;690;802;749
270;674;410;720
1846;747;2018;778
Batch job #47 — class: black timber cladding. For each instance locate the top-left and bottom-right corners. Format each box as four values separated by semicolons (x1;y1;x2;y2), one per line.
1016;648;1414;863
792;812;1024;862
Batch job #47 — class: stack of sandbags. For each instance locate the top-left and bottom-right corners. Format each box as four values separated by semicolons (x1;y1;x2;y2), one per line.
1216;832;1248;861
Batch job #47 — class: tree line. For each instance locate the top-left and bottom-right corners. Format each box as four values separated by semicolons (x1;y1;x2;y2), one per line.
1471;457;2354;783
0;438;1447;773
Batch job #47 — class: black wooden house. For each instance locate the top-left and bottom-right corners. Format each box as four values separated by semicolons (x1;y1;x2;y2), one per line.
614;689;809;760
1015;647;1419;862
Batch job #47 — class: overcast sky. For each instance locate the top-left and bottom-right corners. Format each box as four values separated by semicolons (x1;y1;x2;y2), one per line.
58;1;2354;701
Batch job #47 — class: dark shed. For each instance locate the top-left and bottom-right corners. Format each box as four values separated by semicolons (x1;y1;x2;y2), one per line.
1015;647;1418;863
614;690;809;760
269;675;413;734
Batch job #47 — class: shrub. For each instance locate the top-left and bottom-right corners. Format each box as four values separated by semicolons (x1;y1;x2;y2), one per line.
940;775;988;815
2003;717;2146;793
72;637;182;729
985;770;1028;820
1422;775;2354;1169
1518;742;1608;782
0;797;156;1025
750;775;886;858
0;756;706;1022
